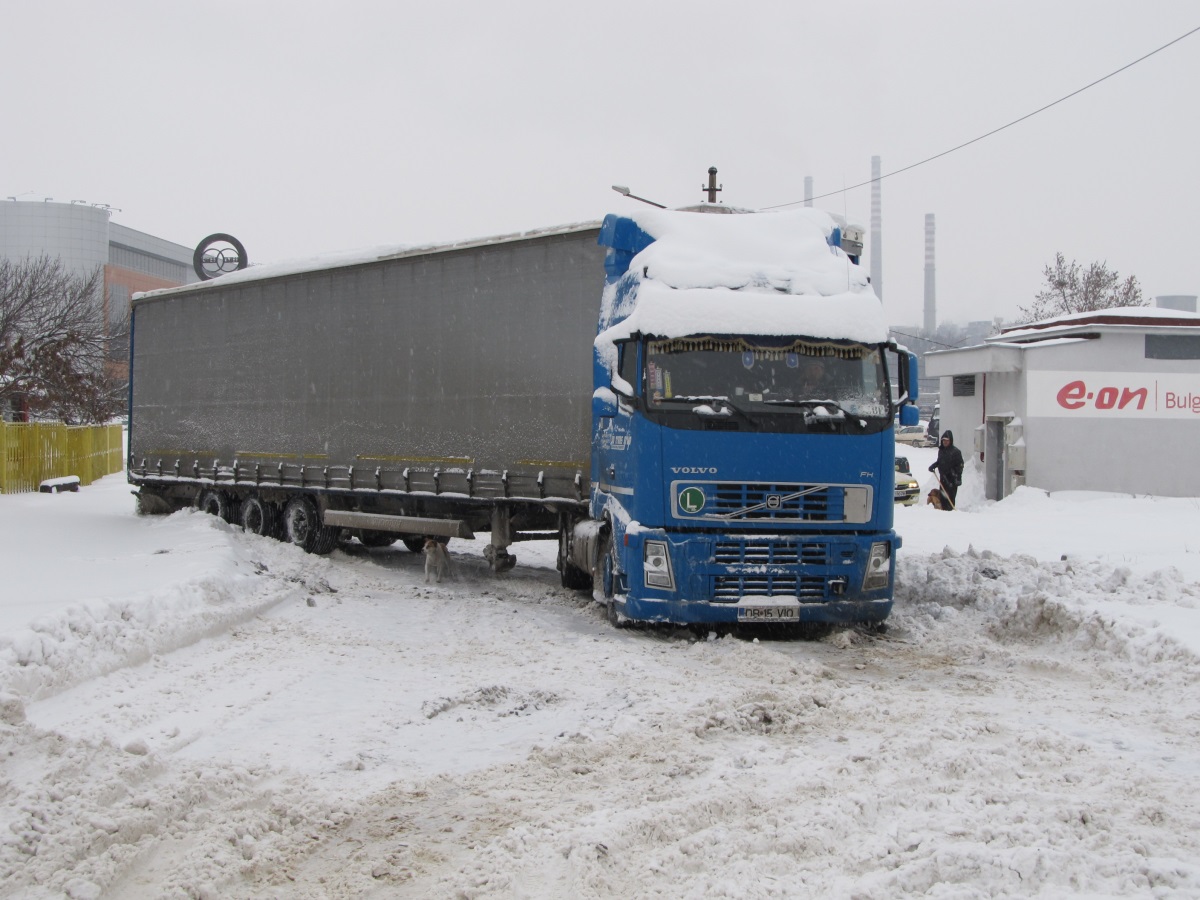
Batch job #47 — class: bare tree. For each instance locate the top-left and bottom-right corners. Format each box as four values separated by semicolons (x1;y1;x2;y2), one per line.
0;255;124;424
1019;253;1145;323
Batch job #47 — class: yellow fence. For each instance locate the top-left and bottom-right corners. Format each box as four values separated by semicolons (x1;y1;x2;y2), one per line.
0;421;125;494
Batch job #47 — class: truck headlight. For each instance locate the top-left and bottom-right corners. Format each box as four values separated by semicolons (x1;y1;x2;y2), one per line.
643;540;676;591
862;541;891;591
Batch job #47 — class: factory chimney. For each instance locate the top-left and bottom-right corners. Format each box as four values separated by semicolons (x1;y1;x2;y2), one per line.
804;176;813;207
923;214;937;334
870;156;882;300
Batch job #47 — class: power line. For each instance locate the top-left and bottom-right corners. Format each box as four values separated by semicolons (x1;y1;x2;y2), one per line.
889;329;969;350
764;24;1200;210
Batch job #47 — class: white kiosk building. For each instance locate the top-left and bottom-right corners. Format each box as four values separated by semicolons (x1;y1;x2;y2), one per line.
925;306;1200;500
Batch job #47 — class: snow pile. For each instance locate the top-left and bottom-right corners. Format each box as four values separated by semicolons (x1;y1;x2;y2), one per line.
897;545;1200;678
628;207;868;298
597;208;887;355
0;511;303;705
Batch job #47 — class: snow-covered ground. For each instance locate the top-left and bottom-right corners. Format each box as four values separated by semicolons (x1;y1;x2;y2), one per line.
2;448;1199;898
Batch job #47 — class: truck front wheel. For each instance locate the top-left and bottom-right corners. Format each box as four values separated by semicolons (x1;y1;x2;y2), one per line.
596;532;625;628
558;522;592;590
283;497;340;555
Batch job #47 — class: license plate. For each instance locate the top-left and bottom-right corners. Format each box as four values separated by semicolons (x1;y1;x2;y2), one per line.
737;604;800;622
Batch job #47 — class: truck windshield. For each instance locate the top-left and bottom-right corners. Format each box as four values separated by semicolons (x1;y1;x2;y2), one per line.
643;337;890;424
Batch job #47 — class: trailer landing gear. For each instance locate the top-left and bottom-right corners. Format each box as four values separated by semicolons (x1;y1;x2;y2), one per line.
486;507;518;573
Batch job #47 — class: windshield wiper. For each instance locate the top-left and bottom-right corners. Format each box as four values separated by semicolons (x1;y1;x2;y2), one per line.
660;395;758;430
764;397;853;417
762;397;836;408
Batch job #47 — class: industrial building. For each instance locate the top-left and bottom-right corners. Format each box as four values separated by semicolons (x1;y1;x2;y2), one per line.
925;301;1200;499
1;199;196;329
1;199;197;421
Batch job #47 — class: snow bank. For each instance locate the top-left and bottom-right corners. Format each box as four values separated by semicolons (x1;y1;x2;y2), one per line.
0;512;302;704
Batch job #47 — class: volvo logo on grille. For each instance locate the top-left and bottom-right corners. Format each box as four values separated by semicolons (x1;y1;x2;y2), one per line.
766;495;783;510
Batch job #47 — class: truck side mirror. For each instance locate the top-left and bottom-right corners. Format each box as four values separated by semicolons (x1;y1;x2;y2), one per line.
898;405;919;426
593;389;618;419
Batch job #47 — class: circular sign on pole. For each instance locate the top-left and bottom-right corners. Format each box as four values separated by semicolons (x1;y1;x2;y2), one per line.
193;233;248;281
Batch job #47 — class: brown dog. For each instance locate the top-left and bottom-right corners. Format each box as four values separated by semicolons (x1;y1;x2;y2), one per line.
927;488;951;511
423;538;454;583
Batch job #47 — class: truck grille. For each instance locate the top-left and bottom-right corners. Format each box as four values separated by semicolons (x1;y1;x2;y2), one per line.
713;574;827;600
708;482;841;520
672;480;871;524
707;538;850;602
714;540;829;566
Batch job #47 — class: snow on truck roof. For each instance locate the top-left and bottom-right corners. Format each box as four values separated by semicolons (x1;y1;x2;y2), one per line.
596;207;887;349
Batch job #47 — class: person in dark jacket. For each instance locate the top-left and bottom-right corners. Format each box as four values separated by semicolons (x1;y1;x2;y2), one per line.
928;430;965;508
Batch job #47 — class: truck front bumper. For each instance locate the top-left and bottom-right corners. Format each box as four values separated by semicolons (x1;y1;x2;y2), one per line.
612;529;898;627
611;594;893;627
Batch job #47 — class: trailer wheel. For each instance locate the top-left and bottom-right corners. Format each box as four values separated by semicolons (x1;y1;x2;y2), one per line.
135;490;173;516
284;496;340;555
240;495;281;539
198;489;236;523
401;536;426;554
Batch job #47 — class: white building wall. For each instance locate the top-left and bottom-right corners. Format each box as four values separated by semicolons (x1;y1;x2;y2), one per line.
939;378;983;457
1022;334;1200;496
933;328;1200;498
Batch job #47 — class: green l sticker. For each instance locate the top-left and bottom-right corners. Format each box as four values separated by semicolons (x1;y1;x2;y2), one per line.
679;487;706;514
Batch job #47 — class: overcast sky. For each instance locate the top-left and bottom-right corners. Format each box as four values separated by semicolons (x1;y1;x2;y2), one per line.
4;1;1197;330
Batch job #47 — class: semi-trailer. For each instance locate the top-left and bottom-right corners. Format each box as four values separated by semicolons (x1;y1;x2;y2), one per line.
128;205;919;627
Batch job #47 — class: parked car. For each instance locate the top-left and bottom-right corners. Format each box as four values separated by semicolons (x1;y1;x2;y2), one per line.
896;425;931;446
894;456;919;505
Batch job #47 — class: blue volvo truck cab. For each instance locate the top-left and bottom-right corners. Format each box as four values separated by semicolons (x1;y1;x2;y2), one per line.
579;207;919;627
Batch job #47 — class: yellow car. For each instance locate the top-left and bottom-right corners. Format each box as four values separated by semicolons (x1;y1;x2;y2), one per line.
896;425;932;446
894;456;919;505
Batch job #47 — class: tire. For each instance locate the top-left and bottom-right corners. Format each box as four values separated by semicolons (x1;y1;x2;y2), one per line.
240;495;281;538
402;536;426;554
283;496;340;555
197;489;236;523
596;530;625;627
135;490;172;516
356;530;396;548
599;533;616;601
606;592;625;628
558;521;592;590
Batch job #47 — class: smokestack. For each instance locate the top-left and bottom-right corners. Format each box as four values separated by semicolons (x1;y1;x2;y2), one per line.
804;176;813;207
923;213;937;334
870;156;882;300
